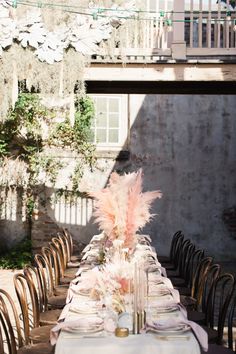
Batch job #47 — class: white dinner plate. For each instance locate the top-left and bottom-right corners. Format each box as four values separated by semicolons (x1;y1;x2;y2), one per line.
151;324;191;335
148;289;170;297
69;305;98;315
63;324;104;334
76;288;92;296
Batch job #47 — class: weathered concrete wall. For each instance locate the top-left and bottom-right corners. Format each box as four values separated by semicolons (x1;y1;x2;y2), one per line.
0;187;29;253
125;94;236;261
38;94;236;262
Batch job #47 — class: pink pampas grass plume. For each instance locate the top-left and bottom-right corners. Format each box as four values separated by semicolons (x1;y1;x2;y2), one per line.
90;169;162;249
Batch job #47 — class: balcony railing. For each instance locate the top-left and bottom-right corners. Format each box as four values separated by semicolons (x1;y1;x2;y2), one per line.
91;0;236;62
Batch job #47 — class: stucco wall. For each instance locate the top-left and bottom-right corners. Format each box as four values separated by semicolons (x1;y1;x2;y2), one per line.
42;94;236;261
126;94;236;260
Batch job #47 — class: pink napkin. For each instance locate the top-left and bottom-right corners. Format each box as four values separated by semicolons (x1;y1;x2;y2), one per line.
149;275;173;289
50;317;103;345
148;300;185;313
66;283;92;304
142;318;208;352
160;267;167;277
58;303;71;322
169;288;180;303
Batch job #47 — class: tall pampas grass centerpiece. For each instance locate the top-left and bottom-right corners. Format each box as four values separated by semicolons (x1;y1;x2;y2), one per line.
90;169;162;252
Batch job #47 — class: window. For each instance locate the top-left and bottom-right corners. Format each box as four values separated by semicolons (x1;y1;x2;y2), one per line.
89;94;128;151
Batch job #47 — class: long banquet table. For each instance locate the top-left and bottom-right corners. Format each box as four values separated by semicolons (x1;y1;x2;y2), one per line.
53;235;204;354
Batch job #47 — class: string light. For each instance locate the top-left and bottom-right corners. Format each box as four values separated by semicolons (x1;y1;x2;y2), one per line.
12;0;17;8
9;0;236;15
8;0;236;23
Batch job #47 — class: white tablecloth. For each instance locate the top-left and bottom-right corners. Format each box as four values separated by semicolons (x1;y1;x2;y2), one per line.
55;327;200;354
55;292;201;354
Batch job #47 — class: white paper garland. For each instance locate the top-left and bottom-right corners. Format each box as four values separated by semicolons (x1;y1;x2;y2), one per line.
0;2;135;64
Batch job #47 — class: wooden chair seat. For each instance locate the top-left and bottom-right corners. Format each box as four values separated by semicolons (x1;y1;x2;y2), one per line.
163;264;176;271
64;268;77;277
200;344;234;354
180;294;197;307
17;342;55;354
40;309;62;326
178;286;191;296
187;309;205;324
201;325;218;344
157;231;184;269
67;261;80;268
157;255;170;263
70;252;82;260
48;294;67;309
59;276;73;285
171;277;186;287
54;285;69;296
167;269;180;278
29;324;54;344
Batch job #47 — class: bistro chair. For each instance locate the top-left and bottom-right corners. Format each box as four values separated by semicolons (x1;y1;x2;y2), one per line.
62;228;82;263
47;242;72;286
202;273;235;345
188;263;221;324
23;265;62;326
163;232;185;271
201;292;236;353
51;237;77;279
41;246;69;296
167;239;193;282
56;233;80;270
57;232;80;269
180;256;213;308
0;289;54;354
172;241;196;287
157;230;183;264
13;274;54;345
34;254;67;310
177;248;205;297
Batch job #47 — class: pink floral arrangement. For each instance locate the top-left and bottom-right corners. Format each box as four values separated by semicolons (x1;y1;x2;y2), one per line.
90;169;162;250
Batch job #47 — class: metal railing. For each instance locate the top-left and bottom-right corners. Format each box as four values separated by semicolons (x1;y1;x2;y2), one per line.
91;0;236;62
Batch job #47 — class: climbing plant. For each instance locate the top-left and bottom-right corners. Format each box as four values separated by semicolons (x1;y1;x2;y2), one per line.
48;94;96;190
0;92;96;192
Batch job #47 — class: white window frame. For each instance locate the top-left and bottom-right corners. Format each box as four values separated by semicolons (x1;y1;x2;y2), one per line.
88;94;128;151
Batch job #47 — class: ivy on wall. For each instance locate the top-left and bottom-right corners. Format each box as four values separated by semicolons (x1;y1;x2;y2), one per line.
0;92;96;190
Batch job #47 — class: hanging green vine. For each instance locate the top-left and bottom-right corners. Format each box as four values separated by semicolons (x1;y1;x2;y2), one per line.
48;94;96;191
0;93;64;186
0;93;96;190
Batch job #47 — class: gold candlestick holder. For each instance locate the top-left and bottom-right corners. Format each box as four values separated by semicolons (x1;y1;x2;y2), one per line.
133;312;139;334
133;310;146;334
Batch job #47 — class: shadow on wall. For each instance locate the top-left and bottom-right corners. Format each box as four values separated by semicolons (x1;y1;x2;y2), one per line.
110;94;236;261
0;186;29;254
1;94;236;261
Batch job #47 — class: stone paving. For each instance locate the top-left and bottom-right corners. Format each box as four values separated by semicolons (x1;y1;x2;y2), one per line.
0;268;22;312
